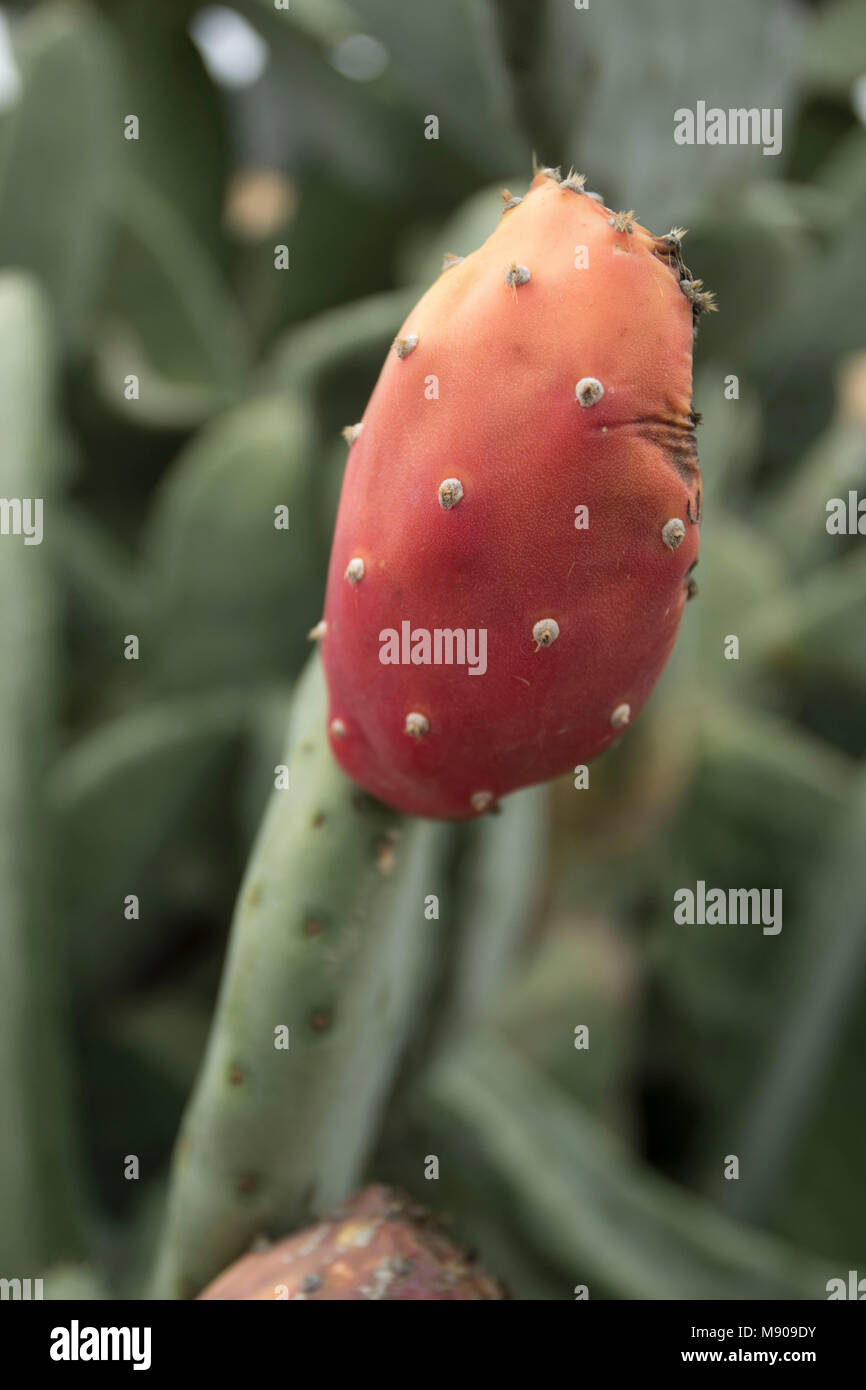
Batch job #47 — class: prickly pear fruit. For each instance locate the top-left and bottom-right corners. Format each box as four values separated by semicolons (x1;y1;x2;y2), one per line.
320;170;711;819
197;1185;506;1300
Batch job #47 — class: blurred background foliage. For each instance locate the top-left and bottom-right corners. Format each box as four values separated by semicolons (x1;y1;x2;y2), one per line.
0;0;865;1298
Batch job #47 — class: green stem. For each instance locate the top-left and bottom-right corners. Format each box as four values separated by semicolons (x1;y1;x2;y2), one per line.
152;654;456;1297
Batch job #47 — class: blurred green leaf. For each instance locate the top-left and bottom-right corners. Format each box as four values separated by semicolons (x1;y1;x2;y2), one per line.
99;169;249;405
234;0;426;193
816;125;866;204
49;693;248;993
51;506;142;706
488;0;568;159
240;171;404;338
104;0;229;260
645;703;852;1185
750;176;866;472
419;1034;831;1298
0;273;85;1269
747;547;866;685
0;2;121;349
142;393;321;693
77;1025;190;1220
41;1261;109;1300
727;764;866;1260
493;919;641;1138
691;367;763;510
247;0;521;175
806;0;866;96
439;785;549;1037
684;181;844;363
92;319;235;430
762;416;866;573
101;988;211;1095
679;515;788;698
554;0;805;230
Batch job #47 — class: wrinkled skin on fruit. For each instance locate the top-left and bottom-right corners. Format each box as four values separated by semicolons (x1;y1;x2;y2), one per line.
320;170;709;820
197;1185;506;1300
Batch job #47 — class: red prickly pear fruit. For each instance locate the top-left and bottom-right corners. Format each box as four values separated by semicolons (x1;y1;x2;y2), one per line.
320;171;712;820
197;1185;506;1300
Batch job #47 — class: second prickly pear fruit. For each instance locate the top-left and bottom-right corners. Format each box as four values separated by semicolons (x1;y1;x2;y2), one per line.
320;170;711;819
198;1185;505;1300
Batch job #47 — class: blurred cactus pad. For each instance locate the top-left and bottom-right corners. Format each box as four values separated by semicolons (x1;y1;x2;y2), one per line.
0;0;864;1300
